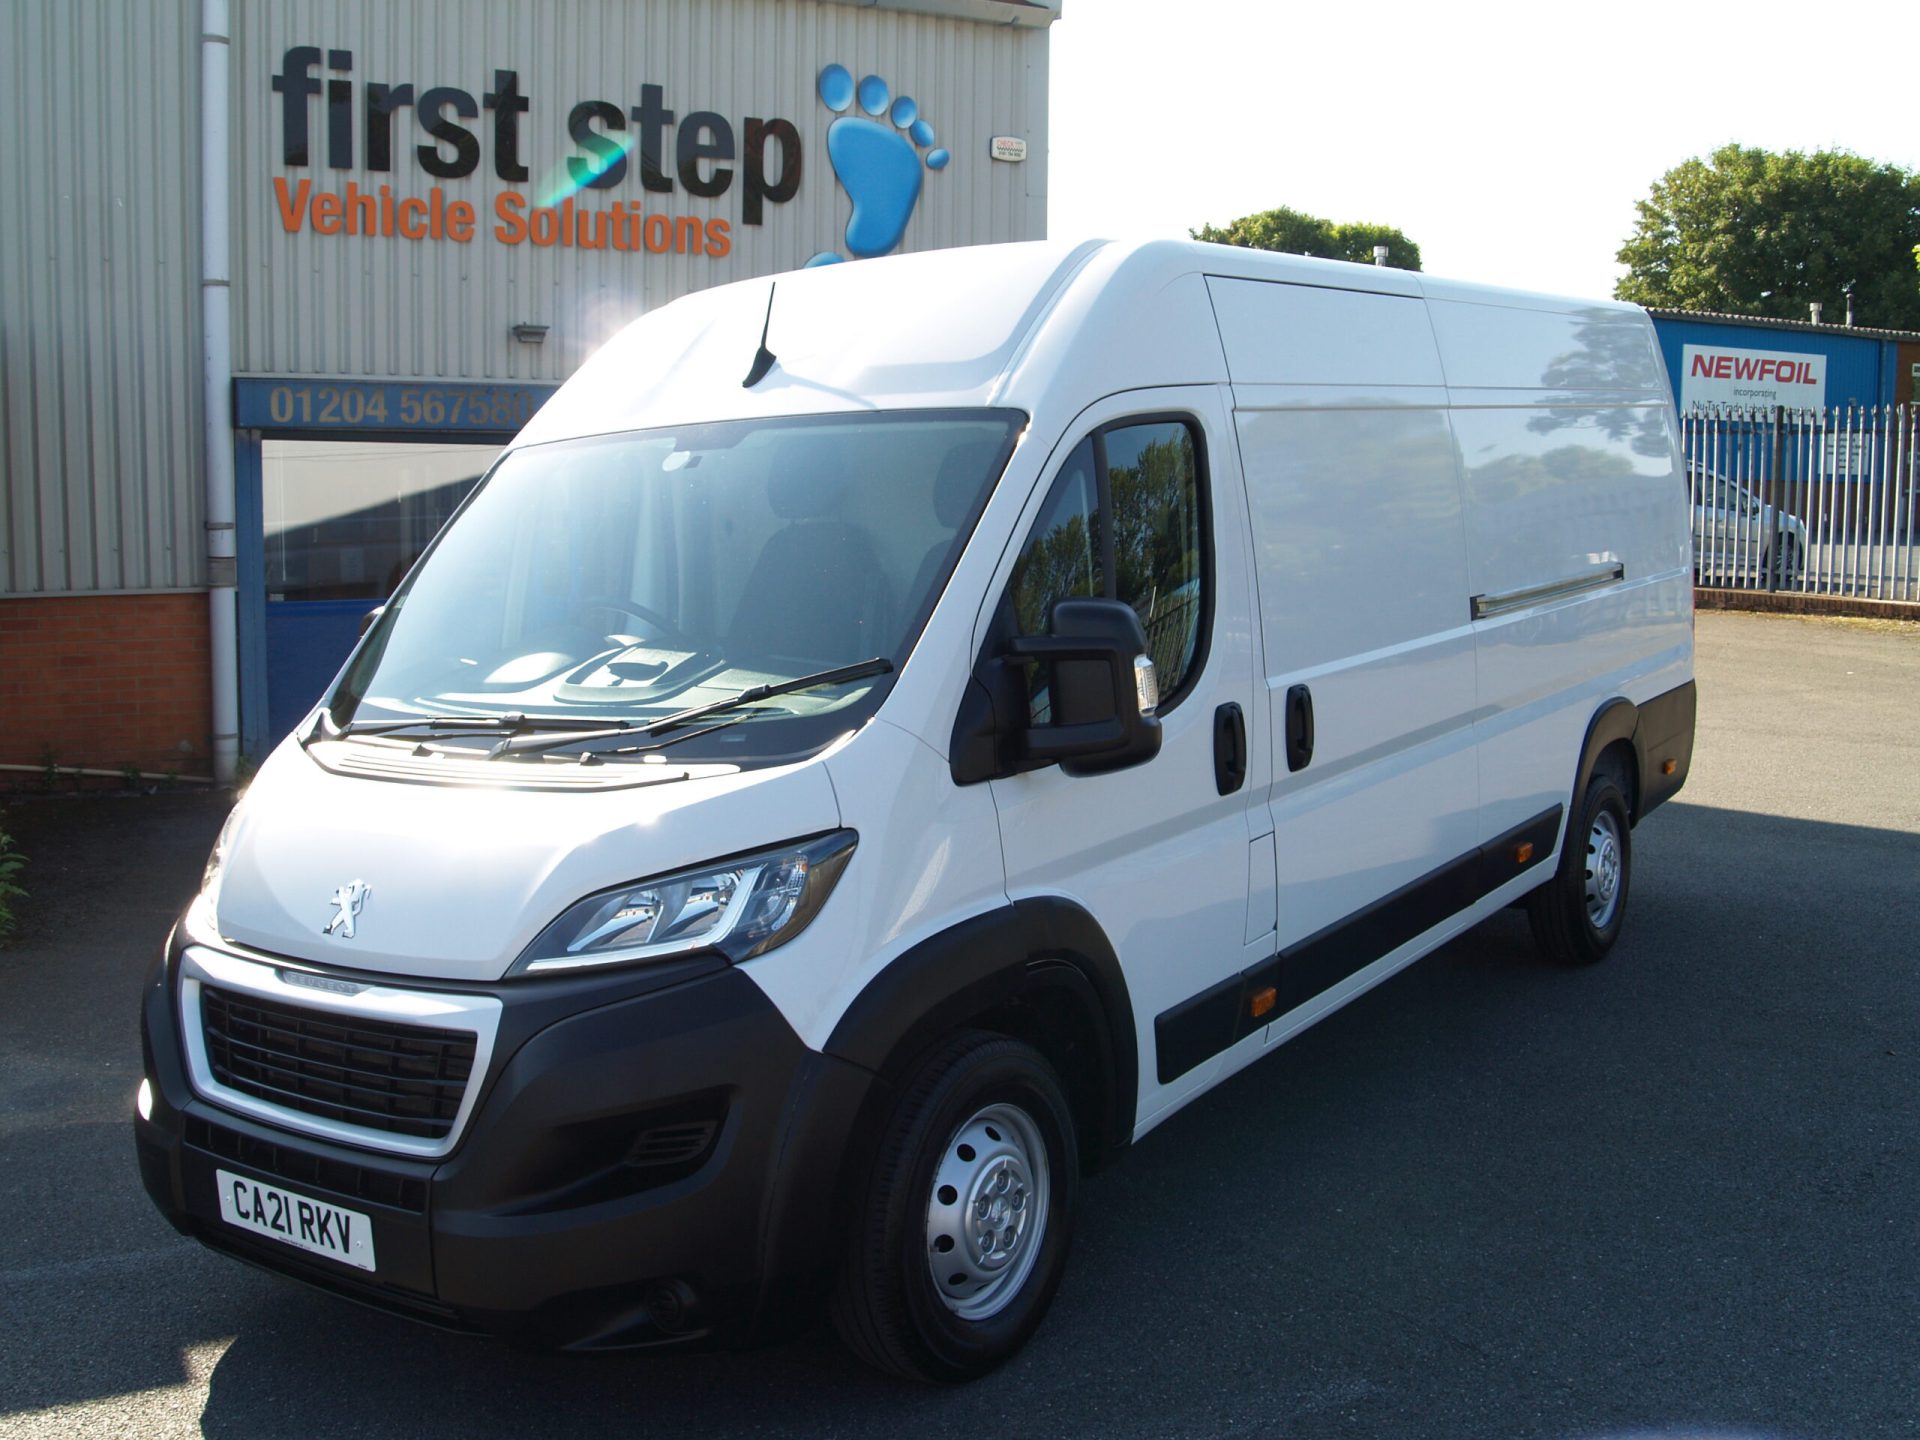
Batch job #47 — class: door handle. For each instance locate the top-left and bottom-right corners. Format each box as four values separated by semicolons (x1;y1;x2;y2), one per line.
1284;685;1314;772
1213;702;1246;795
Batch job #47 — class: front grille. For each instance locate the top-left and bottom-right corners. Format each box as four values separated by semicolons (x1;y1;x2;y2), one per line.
201;986;476;1141
628;1118;721;1170
186;1116;429;1213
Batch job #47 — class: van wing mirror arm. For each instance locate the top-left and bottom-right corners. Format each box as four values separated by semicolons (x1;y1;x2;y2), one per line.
949;672;1019;785
1020;715;1128;762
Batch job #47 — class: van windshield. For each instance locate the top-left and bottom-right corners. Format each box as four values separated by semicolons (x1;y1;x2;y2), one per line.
329;409;1023;764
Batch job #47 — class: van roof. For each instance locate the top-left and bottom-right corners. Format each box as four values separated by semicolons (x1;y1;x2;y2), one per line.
513;239;1657;448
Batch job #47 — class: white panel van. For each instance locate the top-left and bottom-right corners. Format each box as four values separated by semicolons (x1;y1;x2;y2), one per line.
136;240;1696;1381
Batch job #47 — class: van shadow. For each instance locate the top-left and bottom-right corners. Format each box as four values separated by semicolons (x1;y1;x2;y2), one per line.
0;792;237;1416
185;803;1920;1438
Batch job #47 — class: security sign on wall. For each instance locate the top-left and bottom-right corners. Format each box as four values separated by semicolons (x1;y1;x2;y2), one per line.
1679;344;1826;413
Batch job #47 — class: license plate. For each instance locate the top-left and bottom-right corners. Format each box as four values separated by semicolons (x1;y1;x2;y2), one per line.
215;1169;377;1272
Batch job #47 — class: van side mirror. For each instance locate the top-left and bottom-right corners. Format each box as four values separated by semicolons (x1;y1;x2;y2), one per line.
358;605;385;639
1007;599;1164;777
948;598;1165;784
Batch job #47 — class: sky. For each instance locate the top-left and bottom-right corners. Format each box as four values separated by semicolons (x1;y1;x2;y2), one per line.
1046;0;1920;305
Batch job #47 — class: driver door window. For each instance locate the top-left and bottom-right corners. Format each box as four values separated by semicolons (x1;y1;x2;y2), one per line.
1005;418;1207;722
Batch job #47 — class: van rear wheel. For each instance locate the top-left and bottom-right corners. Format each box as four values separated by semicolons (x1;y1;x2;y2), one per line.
830;1031;1077;1382
1527;772;1632;966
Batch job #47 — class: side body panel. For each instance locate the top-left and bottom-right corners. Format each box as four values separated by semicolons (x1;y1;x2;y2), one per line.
1209;278;1482;1005
1423;290;1694;841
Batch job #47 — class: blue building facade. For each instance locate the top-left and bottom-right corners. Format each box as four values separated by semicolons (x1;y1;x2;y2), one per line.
1648;309;1920;412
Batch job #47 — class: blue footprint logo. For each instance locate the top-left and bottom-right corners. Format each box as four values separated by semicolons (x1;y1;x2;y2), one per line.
808;64;950;266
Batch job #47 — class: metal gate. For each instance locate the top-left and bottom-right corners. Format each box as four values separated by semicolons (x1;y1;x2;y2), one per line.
1681;403;1920;604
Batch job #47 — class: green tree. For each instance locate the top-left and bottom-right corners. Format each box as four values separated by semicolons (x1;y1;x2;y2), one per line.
1616;145;1920;329
1192;206;1422;271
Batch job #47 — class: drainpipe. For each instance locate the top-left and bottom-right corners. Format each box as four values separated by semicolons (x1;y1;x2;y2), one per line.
201;0;238;785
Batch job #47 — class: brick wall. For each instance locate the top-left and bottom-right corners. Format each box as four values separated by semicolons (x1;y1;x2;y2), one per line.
0;594;211;780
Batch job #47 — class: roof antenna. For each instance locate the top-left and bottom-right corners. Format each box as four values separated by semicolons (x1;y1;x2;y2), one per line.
742;282;778;388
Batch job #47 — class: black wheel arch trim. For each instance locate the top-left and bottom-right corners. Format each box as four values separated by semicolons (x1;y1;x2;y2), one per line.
1574;698;1640;825
1572;679;1696;830
821;897;1138;1170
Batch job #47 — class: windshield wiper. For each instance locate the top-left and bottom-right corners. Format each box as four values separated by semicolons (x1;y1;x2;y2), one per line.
304;712;633;748
575;715;750;764
488;656;894;759
345;713;534;736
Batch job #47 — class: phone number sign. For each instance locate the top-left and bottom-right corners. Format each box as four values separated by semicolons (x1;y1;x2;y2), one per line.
234;378;558;434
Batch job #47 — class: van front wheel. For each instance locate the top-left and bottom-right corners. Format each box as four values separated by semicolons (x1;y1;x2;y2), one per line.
831;1031;1078;1382
1527;773;1632;965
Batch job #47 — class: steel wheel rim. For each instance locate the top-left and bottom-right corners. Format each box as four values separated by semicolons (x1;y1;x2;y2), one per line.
924;1102;1050;1321
1585;809;1624;930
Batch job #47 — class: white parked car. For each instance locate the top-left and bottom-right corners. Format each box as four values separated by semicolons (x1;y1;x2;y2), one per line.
136;240;1696;1381
1689;466;1807;584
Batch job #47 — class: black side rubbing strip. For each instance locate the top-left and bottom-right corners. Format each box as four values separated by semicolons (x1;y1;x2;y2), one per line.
1152;805;1563;1084
1473;807;1566;899
1152;973;1243;1087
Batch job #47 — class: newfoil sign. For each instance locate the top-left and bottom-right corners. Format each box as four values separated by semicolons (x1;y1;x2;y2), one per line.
1679;344;1826;413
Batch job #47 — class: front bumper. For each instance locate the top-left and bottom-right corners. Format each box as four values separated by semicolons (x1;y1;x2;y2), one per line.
135;926;875;1350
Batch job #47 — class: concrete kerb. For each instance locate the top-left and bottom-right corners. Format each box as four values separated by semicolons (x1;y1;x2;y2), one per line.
1693;588;1920;623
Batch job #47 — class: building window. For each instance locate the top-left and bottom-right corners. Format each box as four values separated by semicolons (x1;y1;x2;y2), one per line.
263;440;502;602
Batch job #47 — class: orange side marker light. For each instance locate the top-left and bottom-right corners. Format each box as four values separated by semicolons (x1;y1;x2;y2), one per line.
1662;758;1678;775
1249;986;1277;1019
1513;841;1534;865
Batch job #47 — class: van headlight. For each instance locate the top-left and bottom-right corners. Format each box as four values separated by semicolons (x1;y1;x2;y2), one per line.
202;804;241;897
184;803;244;940
511;831;857;975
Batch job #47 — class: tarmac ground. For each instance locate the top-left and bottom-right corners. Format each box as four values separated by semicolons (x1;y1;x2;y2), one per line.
2;610;1916;1439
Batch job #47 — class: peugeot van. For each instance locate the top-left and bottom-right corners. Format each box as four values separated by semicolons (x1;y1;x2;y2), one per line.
136;239;1696;1381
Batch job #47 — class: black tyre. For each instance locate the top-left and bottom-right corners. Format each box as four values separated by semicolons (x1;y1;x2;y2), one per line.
1526;771;1632;966
831;1030;1078;1382
1772;535;1801;587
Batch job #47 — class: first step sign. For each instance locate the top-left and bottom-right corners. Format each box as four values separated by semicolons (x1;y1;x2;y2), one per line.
1681;344;1826;412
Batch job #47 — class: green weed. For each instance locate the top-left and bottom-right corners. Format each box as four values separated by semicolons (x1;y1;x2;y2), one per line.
0;825;27;942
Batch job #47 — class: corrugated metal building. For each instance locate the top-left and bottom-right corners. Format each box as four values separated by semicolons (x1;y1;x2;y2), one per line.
1;0;1059;781
1649;308;1920;413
